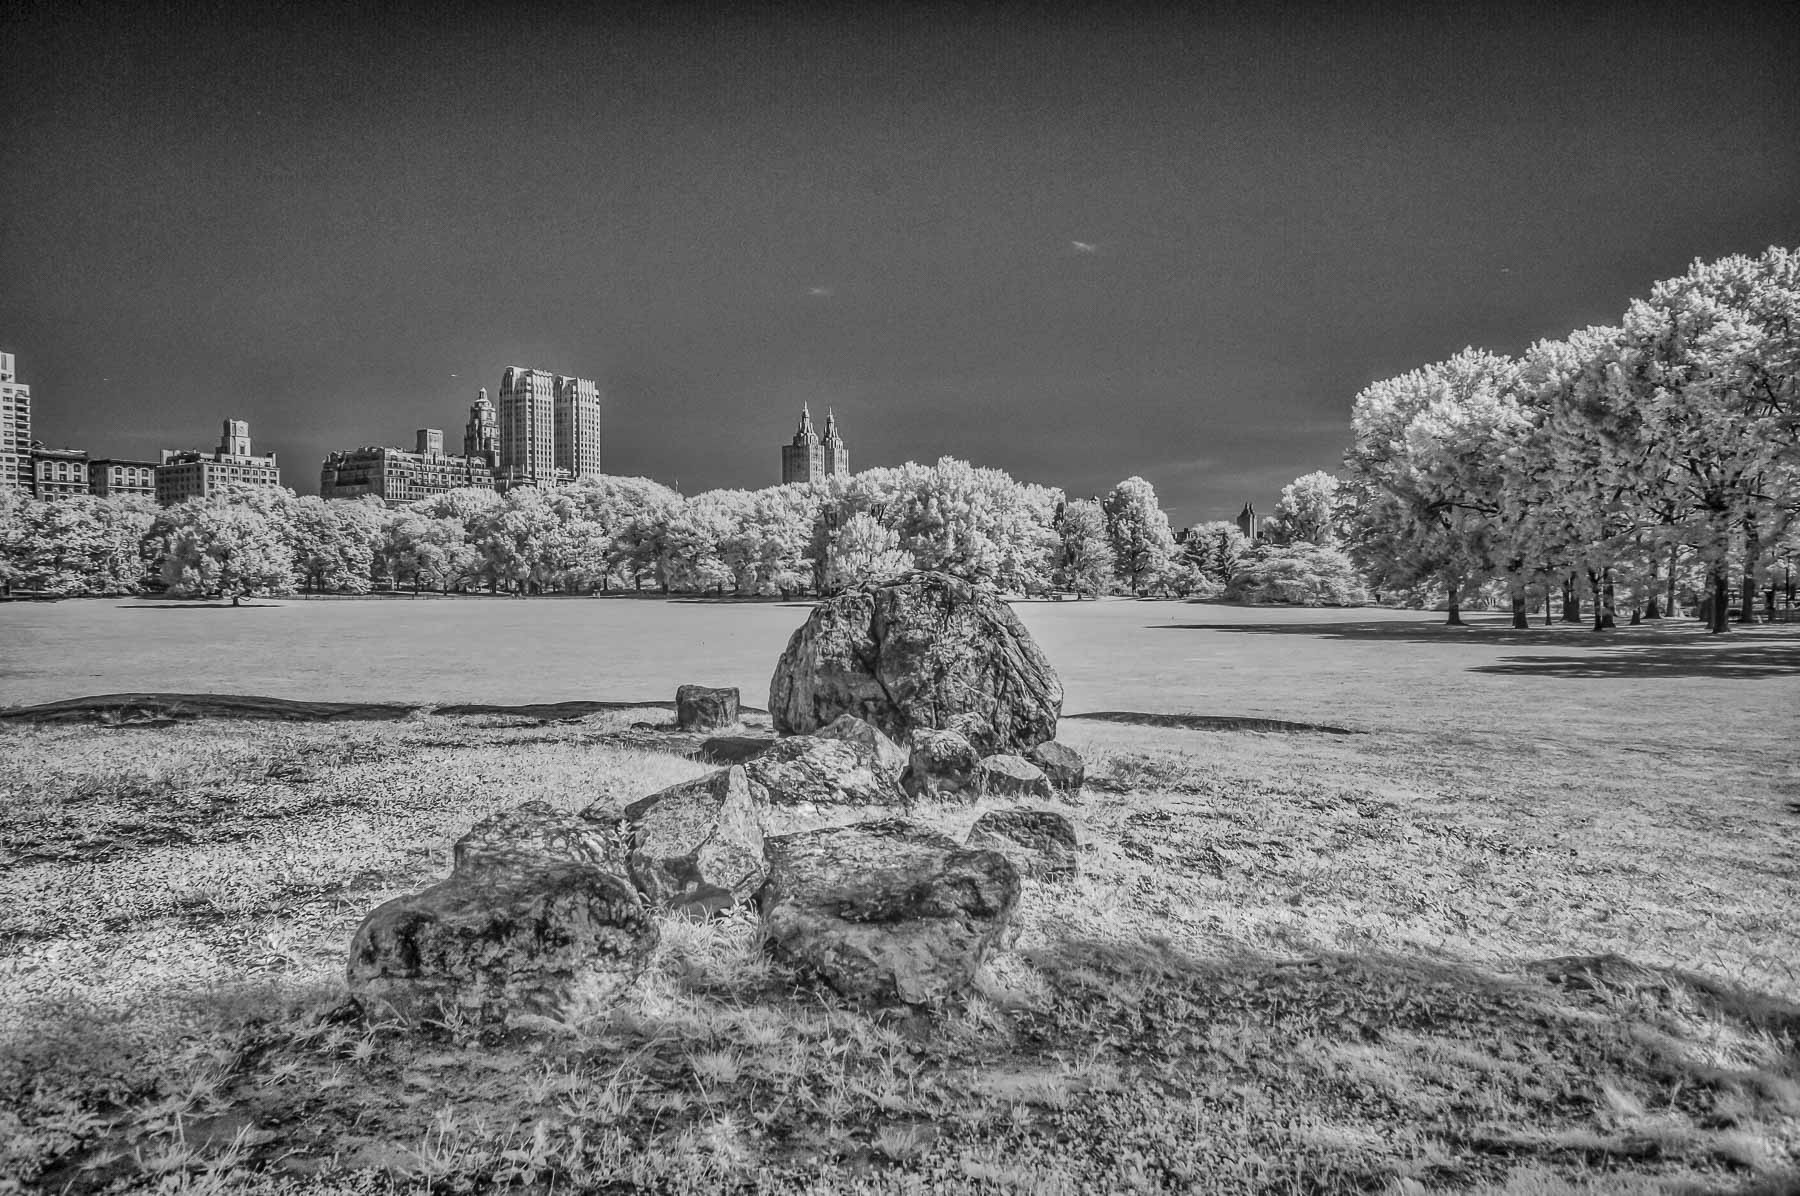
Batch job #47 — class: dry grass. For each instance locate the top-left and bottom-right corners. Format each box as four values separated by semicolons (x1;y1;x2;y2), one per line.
2;680;1797;1191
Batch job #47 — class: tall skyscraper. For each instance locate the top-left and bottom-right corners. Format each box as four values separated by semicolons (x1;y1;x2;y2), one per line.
463;388;498;466
781;404;849;484
0;349;31;495
554;375;602;481
497;367;600;488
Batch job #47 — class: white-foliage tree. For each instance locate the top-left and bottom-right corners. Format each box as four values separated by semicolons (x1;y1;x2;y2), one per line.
159;496;297;604
1102;476;1176;595
1265;471;1342;547
1344;348;1524;624
1052;498;1113;598
823;511;915;592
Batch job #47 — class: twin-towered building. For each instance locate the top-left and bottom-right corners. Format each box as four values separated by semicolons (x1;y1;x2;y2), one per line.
781;404;849;484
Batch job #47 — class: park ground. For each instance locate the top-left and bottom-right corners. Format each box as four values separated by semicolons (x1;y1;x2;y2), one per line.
0;599;1797;1193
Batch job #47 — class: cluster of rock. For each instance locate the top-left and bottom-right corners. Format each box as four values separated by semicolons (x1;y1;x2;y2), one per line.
347;572;1085;1028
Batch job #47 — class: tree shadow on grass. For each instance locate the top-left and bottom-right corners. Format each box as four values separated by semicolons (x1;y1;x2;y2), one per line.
1473;642;1800;679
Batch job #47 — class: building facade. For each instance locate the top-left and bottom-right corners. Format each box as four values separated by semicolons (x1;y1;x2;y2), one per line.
496;367;601;489
88;458;160;499
320;428;498;504
497;367;557;488
1236;502;1259;541
463;388;498;466
554;375;602;481
156;419;282;504
1;349;30;495
31;447;90;498
780;404;850;484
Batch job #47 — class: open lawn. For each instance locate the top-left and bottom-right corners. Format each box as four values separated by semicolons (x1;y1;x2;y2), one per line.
1;600;1797;1192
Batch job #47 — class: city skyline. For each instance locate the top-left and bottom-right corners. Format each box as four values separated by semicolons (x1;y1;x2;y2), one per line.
2;4;1796;526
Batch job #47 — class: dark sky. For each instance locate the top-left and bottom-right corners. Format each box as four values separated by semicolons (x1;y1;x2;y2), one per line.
3;2;1795;526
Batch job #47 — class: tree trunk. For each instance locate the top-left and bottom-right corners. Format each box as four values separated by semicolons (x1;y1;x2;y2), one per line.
1588;570;1614;631
1665;543;1679;618
1739;515;1761;623
1708;564;1730;634
1445;579;1464;626
1600;568;1617;630
1560;575;1581;623
1507;566;1528;629
1644;553;1661;618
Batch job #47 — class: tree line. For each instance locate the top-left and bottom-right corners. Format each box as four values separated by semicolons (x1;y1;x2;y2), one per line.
1341;246;1799;632
0;458;1363;604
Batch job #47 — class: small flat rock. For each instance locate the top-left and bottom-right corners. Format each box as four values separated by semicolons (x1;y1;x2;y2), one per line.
810;713;910;781
966;809;1078;881
975;754;1053;802
453;800;626;875
676;685;741;733
758;819;1020;1006
347;863;655;1028
620;766;767;916
902;728;979;802
1025;740;1085;794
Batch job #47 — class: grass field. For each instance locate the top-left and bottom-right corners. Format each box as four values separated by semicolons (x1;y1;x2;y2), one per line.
2;600;1797;1192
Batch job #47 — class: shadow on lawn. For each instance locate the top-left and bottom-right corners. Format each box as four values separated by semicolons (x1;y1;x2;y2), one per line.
1159;620;1800;678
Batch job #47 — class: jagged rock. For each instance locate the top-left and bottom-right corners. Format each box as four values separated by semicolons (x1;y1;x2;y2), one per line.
619;766;766;916
742;735;909;814
347;863;654;1028
769;571;1063;754
676;685;740;732
975;754;1054;801
758;820;1020;1005
966;809;1078;881
810;713;909;781
453;800;626;875
902;728;979;801
1025;741;1085;795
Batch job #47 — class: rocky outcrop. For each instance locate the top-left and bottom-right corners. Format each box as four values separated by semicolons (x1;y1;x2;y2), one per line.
453;800;625;874
742;735;909;816
809;713;909;781
618;766;767;917
1025;741;1085;795
768;572;1062;754
966;809;1078;881
902;728;979;802
758;820;1020;1005
974;754;1054;802
676;685;740;732
347;862;655;1028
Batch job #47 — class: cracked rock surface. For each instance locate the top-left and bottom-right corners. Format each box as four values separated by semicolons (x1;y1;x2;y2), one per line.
768;571;1062;754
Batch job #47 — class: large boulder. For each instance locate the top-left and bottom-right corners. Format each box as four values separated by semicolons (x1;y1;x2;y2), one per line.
347;863;655;1028
768;571;1062;754
966;809;1079;881
454;800;626;875
758;820;1020;1006
676;685;740;732
809;713;910;782
902;728;979;802
742;735;909;815
975;754;1054;802
618;766;767;917
1025;741;1085;795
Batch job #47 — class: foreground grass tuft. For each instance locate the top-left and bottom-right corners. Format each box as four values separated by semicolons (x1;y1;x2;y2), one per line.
2;710;1796;1193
